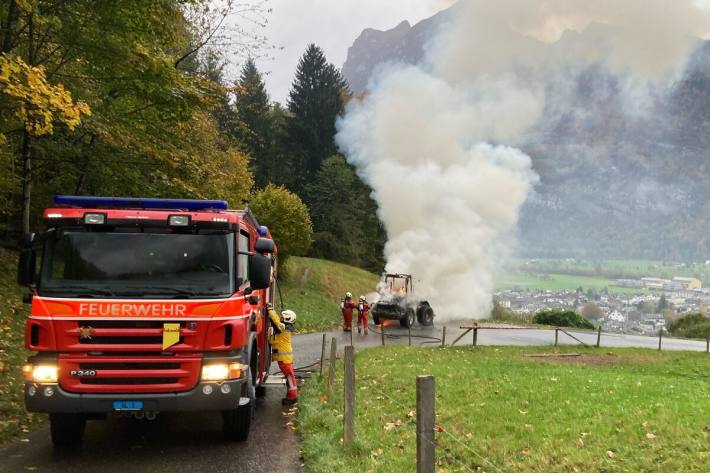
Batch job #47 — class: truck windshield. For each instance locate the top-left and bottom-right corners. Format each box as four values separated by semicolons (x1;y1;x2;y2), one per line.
38;230;234;298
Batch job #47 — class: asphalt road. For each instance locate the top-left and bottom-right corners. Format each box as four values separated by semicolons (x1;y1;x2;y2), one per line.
1;320;706;473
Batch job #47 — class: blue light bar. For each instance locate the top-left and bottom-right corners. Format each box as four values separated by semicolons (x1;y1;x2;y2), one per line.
53;195;229;211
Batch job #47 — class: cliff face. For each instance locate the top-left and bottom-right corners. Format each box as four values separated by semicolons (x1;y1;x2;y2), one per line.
342;13;710;260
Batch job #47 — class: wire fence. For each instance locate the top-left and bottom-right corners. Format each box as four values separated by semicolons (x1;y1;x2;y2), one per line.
312;333;507;473
301;321;710;472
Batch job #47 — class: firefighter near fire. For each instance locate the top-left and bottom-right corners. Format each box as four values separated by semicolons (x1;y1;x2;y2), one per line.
340;292;356;332
17;195;281;447
357;295;370;335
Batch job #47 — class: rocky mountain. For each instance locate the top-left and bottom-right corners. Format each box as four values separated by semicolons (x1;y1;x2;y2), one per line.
342;9;710;261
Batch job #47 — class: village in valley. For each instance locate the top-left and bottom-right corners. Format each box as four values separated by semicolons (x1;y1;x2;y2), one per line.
495;260;710;335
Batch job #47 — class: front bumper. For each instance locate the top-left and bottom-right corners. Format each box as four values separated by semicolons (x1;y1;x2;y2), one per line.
25;378;247;414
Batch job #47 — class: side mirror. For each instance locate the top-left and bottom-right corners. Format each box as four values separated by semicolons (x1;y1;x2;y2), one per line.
249;253;271;290
254;237;275;254
17;233;37;287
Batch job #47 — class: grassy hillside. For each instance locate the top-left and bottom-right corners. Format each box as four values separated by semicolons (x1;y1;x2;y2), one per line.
278;257;381;332
0;249;41;444
300;345;710;472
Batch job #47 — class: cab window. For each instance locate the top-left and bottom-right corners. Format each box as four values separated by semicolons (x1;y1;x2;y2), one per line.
237;230;250;286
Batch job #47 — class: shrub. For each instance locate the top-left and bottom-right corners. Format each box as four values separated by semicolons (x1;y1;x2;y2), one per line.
668;313;710;339
249;184;313;263
533;309;595;329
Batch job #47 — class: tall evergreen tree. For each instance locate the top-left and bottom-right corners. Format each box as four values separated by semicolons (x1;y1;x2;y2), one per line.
234;58;271;187
306;155;384;272
287;44;349;194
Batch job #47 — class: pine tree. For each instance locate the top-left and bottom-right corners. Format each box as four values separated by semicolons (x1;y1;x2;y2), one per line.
306;156;384;272
234;58;272;187
287;44;349;193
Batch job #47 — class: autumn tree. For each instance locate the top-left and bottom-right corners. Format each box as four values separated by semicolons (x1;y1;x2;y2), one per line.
0;0;268;236
580;302;603;321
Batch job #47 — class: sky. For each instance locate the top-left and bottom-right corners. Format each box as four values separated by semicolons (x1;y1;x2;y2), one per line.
232;0;456;103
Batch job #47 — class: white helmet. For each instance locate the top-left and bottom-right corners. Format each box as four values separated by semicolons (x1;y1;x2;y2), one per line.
345;292;353;299
281;310;297;324
359;295;366;301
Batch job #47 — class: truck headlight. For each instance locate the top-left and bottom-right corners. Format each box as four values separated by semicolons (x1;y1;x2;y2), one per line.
201;363;245;381
24;364;58;383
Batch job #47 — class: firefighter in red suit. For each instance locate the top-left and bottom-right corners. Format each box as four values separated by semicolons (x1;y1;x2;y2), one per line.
341;292;356;332
357;295;370;335
268;306;298;405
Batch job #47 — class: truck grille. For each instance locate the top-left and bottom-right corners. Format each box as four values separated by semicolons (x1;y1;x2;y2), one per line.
59;354;201;394
57;320;196;352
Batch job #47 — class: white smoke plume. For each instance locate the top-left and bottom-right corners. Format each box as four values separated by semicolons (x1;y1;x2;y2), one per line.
336;0;710;320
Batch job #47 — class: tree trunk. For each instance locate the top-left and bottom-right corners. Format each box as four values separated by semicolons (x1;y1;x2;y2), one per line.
20;10;35;234
2;1;19;53
21;129;32;234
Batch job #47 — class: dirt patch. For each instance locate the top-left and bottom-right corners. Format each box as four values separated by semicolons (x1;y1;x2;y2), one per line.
525;353;620;366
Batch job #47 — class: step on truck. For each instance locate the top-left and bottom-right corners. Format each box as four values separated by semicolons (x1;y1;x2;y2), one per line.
17;195;277;447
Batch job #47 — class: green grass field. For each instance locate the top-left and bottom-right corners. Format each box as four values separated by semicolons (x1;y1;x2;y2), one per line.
299;345;710;472
0;249;42;445
513;258;709;284
495;271;645;294
279;256;380;332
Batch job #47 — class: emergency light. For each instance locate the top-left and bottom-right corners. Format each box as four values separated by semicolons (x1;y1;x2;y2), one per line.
54;195;229;211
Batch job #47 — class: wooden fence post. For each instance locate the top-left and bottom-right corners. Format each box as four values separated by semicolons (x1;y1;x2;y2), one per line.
596;326;602;348
416;375;436;473
408;323;412;346
441;326;446;347
706;338;709;354
319;333;327;377
658;328;663;351
554;328;559;346
327;337;337;399
343;345;355;446
381;323;386;346
473;326;478;347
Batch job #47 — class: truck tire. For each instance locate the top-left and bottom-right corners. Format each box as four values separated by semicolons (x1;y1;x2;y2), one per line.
417;303;435;326
372;312;381;326
222;368;254;441
400;308;416;328
50;413;86;448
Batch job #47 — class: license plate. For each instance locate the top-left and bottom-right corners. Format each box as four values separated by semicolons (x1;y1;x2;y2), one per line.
113;400;143;411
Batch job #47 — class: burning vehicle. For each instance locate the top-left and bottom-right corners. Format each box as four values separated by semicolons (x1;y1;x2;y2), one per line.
371;273;434;328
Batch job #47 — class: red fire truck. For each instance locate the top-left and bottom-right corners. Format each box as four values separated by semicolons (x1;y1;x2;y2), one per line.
17;195;277;447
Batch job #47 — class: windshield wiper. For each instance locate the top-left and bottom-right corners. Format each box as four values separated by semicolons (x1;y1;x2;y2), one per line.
41;285;116;297
140;287;207;298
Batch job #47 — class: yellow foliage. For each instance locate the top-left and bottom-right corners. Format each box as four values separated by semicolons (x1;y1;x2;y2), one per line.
0;54;91;139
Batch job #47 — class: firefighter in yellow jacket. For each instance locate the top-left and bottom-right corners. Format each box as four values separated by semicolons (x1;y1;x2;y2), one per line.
268;305;298;405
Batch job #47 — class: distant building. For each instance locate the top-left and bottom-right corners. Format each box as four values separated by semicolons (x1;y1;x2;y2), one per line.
641;277;671;289
607;310;626;323
616;279;643;288
672;277;702;290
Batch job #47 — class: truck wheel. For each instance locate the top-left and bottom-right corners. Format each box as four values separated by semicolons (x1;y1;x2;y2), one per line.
50;413;86;448
373;313;381;326
417;303;435;326
400;308;416;328
222;368;254;441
